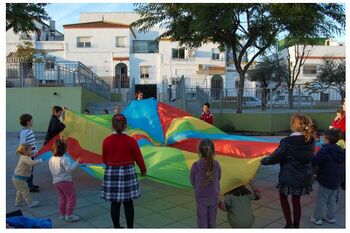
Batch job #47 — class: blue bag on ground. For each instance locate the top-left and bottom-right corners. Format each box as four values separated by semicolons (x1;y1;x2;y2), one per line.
6;216;52;228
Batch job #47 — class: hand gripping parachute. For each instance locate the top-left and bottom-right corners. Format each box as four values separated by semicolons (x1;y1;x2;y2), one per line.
37;98;279;194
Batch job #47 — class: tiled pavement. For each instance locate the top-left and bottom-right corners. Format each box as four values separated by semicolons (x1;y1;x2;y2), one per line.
6;133;345;228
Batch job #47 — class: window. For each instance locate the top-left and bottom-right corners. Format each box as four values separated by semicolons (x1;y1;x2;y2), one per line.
303;65;317;75
172;78;181;85
116;37;126;47
172;48;185;59
133;40;158;53
320;93;329;102
140;66;150;79
45;57;55;70
77;37;91;48
212;48;220;60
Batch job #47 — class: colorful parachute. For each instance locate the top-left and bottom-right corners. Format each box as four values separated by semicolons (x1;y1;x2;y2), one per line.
37;98;279;194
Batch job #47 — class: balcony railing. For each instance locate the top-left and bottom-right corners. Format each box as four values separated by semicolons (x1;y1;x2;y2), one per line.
6;61;111;100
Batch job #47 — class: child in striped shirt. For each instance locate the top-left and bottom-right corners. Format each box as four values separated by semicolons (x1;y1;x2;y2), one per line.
19;114;39;192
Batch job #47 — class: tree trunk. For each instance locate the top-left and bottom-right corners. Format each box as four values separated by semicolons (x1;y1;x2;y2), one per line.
261;87;267;111
288;88;293;109
340;88;345;101
236;73;245;113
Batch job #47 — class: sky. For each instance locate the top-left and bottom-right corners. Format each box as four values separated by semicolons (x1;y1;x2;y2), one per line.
45;3;135;32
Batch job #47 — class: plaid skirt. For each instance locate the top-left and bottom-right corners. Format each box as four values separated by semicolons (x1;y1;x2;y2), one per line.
277;184;313;196
101;165;141;202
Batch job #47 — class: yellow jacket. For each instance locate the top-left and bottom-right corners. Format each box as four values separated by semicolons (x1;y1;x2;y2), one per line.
14;154;42;177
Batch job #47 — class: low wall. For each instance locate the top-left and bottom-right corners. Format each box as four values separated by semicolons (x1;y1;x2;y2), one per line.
6;87;107;132
214;112;335;133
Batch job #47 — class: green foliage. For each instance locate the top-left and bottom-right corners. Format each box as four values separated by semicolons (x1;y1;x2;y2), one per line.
15;41;46;63
247;55;287;87
305;59;345;99
6;3;50;33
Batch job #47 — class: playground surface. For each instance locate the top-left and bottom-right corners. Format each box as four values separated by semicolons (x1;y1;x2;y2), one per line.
6;133;345;228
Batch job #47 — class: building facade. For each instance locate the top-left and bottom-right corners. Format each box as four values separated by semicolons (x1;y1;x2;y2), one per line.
6;12;345;102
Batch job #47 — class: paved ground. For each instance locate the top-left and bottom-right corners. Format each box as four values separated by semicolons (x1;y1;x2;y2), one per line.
6;133;345;228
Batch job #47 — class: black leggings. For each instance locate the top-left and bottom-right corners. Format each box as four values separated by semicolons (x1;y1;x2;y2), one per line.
279;193;301;228
110;200;134;228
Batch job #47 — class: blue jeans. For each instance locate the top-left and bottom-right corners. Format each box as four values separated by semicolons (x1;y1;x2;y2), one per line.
314;183;337;220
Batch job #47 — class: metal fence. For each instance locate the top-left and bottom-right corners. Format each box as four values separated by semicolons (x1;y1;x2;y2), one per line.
179;85;343;112
6;62;111;100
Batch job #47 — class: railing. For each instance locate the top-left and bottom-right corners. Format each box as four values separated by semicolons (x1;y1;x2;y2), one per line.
6;62;111;100
128;77;135;103
175;85;343;112
175;76;186;109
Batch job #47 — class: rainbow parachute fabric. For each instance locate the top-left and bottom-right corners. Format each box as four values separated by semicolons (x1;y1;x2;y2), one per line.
37;98;279;194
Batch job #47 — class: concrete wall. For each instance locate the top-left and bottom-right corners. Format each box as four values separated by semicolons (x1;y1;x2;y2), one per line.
6;87;107;132
214;112;334;133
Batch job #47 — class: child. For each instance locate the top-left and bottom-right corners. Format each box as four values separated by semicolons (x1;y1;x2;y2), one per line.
200;103;213;125
261;113;315;228
102;114;147;228
218;181;261;228
12;143;43;208
103;109;109;114
19;114;39;192
310;129;345;225
49;138;80;222
330;109;345;134
135;90;144;100
44;106;66;145
114;106;122;115
190;139;221;228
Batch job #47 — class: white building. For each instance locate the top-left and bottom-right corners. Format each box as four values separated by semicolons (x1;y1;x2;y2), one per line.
278;38;345;101
6;19;64;57
6;12;345;102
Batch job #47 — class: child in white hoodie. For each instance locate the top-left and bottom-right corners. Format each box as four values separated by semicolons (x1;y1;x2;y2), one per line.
49;138;80;222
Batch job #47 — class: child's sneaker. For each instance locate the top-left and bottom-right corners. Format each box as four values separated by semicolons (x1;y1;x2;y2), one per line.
310;216;323;225
14;202;24;207
27;200;39;208
59;215;65;220
324;218;336;224
65;214;79;222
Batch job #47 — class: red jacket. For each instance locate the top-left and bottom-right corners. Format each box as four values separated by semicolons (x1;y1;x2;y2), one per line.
332;114;345;133
102;133;146;173
200;111;213;125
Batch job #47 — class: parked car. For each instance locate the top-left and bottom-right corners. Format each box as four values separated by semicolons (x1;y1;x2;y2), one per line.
243;96;262;107
269;95;314;106
222;96;261;107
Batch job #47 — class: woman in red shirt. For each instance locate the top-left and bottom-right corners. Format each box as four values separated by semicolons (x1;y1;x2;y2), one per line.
101;114;147;228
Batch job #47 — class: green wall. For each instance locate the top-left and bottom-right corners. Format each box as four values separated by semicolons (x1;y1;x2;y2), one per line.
214;112;334;133
7;87;107;132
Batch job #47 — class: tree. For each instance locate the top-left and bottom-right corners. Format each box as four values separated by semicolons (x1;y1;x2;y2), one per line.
14;41;46;80
280;40;313;109
247;55;286;111
6;3;50;33
14;41;46;63
305;58;345;101
131;3;345;113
